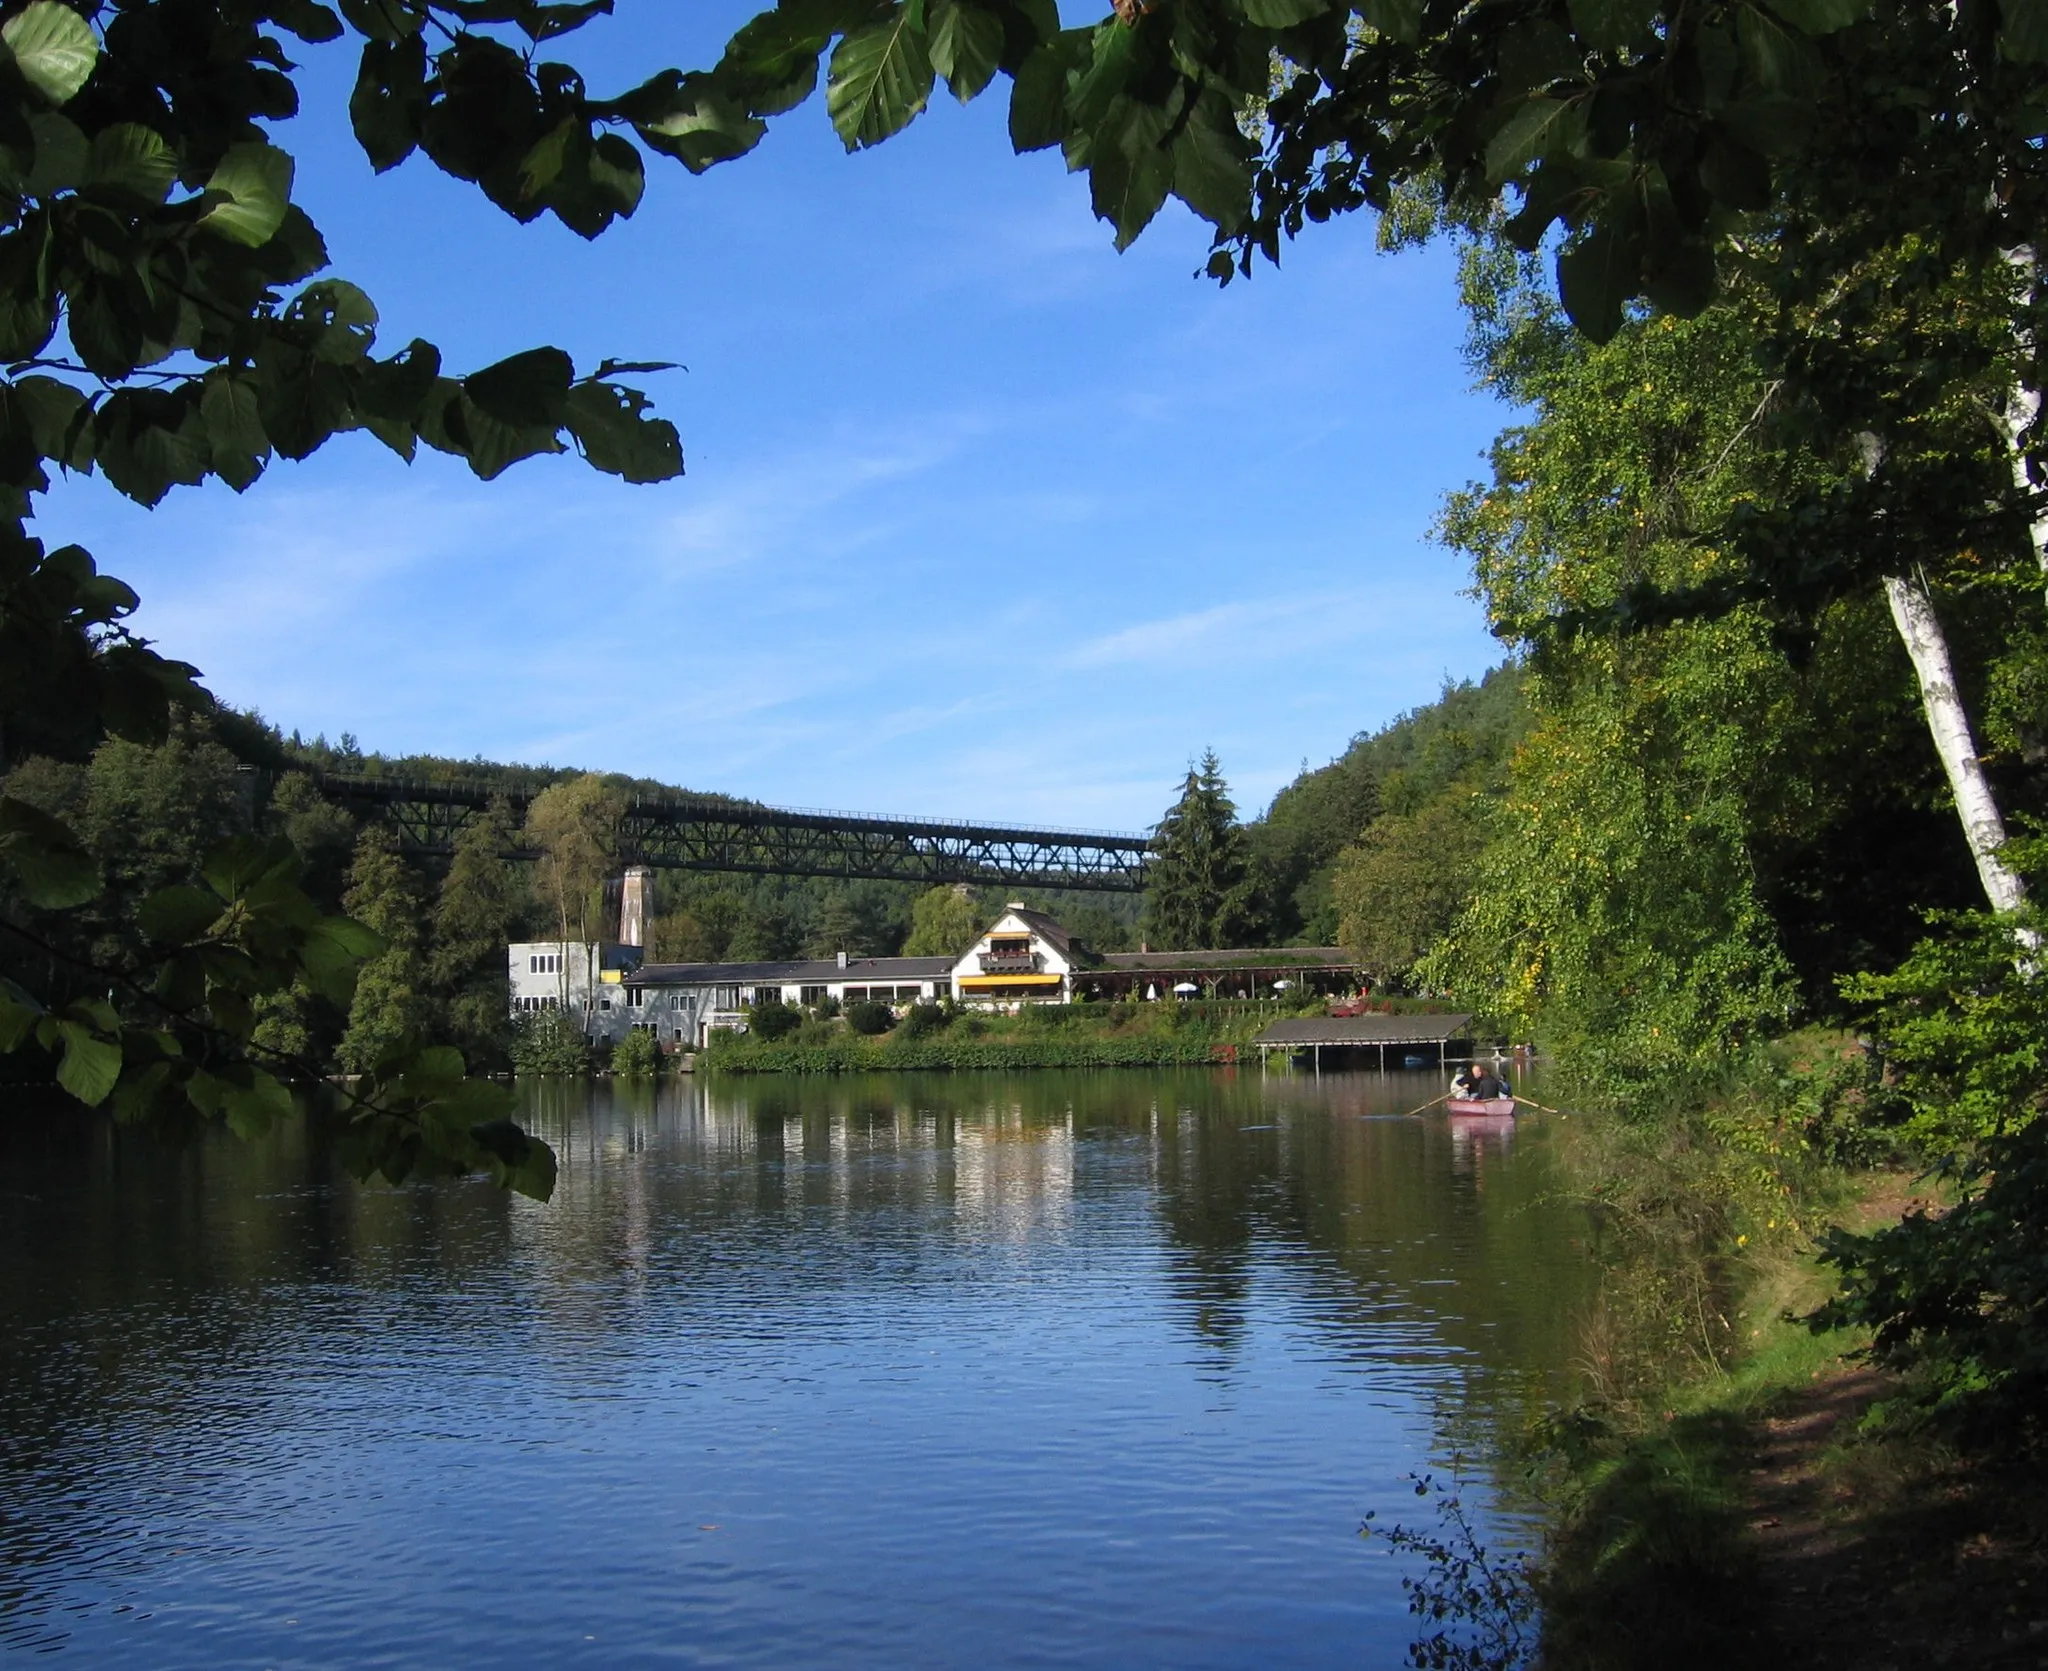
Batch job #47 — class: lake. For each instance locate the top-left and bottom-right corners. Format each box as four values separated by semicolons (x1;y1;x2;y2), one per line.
0;1068;1593;1667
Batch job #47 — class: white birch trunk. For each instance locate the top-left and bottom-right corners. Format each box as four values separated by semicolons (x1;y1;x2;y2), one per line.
1885;572;2030;913
2001;244;2048;596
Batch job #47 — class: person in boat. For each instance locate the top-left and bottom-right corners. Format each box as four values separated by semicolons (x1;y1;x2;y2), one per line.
1451;1061;1510;1100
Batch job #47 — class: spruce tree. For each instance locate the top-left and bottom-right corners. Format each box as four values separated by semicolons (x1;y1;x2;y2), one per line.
1142;751;1249;951
431;800;523;1070
339;822;430;1073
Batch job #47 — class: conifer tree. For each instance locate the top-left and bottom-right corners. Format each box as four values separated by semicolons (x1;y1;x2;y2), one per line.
431;799;523;1070
1143;751;1249;951
339;822;429;1073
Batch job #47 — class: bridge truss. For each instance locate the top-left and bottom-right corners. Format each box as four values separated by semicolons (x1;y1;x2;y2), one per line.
313;774;1150;893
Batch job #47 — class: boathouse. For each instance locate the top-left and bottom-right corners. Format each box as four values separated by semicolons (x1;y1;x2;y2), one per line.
1251;1013;1476;1072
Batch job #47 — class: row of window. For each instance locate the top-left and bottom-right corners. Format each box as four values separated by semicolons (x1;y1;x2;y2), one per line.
516;996;562;1011
526;953;562;974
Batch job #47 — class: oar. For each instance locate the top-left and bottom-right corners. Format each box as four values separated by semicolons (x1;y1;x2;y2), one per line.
1512;1094;1563;1113
1402;1092;1450;1118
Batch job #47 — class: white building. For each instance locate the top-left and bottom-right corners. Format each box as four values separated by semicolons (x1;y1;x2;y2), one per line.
507;940;644;1035
622;952;954;1048
948;904;1079;1005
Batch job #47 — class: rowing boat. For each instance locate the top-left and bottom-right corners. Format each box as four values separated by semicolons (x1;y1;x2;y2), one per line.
1445;1096;1516;1117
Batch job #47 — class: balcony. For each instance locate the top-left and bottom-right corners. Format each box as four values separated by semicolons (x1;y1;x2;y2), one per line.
978;948;1041;974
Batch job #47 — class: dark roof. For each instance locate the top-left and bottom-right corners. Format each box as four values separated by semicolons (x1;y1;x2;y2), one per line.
1081;946;1358;974
1254;1014;1475;1046
993;906;1074;958
628;955;953;987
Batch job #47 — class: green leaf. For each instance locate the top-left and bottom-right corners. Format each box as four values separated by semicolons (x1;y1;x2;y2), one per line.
200;142;295;247
1737;5;1822;97
1089;102;1174;251
929;0;1005;102
1169;97;1252;231
454;395;563;479
290;278;379;364
1484;97;1582;183
464;345;574;428
1556;220;1636;342
1359;0;1422;45
0;795;100;908
630;76;768;174
53;1021;121;1106
221;1068;292;1139
827;6;935;150
1761;0;1870;34
350;36;427;172
469;1116;558;1201
2002;0;2048;62
338;0;425;41
24;110;85;193
301;915;380;1005
138;882;227;944
85;123;174;204
201;373;271;489
563;380;684;482
0;981;41;1052
1240;0;1333;24
268;0;346;43
1566;0;1657;52
0;216;57;360
1008;42;1071;152
2;2;99;106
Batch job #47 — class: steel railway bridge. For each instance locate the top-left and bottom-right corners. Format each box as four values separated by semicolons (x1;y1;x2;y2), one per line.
313;773;1151;893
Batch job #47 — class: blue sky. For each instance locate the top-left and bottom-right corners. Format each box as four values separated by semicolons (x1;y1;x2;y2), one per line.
40;9;1509;833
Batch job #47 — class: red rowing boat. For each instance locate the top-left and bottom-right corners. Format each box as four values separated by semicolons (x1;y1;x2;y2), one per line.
1445;1097;1517;1117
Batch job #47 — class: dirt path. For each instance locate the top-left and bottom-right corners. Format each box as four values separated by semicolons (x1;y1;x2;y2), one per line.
1746;1366;2048;1670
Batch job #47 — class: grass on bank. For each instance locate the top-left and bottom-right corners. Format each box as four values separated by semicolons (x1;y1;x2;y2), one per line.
1524;1035;2045;1670
699;995;1333;1074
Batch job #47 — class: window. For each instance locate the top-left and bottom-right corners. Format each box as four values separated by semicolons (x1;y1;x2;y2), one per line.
842;986;867;1002
599;998;611;1010
800;985;826;1006
753;986;781;1007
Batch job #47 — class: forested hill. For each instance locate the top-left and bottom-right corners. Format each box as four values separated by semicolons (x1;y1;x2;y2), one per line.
1243;663;1526;948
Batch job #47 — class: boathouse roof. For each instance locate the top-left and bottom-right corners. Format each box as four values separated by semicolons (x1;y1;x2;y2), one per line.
1252;1014;1474;1047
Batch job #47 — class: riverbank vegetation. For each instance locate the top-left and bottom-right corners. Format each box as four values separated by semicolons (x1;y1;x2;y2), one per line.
699;994;1327;1074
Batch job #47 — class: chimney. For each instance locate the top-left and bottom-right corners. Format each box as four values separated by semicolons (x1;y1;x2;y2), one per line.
618;865;654;948
837;950;849;970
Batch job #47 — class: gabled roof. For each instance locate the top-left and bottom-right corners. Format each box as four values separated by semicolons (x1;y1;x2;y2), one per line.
986;906;1074;958
627;955;953;987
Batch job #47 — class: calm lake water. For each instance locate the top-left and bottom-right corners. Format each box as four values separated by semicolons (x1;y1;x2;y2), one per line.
0;1069;1593;1668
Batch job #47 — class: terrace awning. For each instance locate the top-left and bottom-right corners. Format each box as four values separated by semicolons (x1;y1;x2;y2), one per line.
957;973;1063;990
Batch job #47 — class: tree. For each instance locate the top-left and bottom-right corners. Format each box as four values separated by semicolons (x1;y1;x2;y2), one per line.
430;797;522;1070
0;0;707;1195
1143;750;1249;950
523;773;625;978
904;884;983;957
1333;794;1491;988
338;820;428;1072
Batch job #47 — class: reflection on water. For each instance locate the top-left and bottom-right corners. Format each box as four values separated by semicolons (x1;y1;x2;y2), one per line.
0;1069;1590;1668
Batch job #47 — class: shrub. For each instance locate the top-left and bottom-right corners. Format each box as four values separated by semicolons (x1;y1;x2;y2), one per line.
896;1000;950;1038
845;999;896;1035
511;1008;589;1077
748;997;801;1041
612;1026;659;1077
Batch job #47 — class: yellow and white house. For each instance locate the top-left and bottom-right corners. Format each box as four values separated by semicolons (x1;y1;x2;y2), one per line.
949;905;1080;1005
